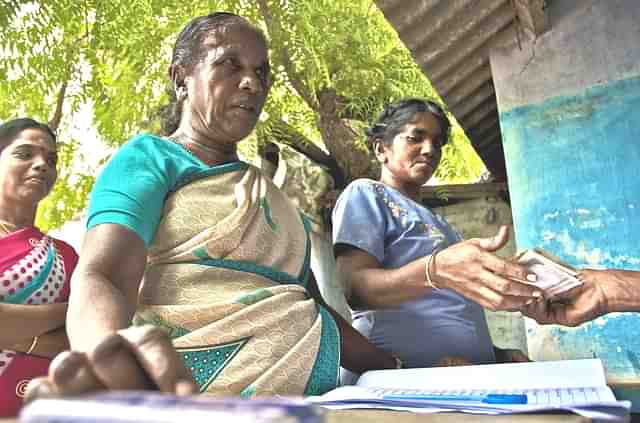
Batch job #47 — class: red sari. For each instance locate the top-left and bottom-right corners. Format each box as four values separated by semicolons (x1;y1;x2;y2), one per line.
0;227;78;416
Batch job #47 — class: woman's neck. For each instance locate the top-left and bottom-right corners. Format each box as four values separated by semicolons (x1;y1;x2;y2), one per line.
0;201;36;234
170;125;239;167
378;174;421;202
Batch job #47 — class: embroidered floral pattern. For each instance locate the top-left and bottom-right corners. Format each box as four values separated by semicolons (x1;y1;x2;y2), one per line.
373;184;409;227
370;181;452;249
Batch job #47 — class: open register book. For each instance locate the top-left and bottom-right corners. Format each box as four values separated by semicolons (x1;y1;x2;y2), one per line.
308;359;631;421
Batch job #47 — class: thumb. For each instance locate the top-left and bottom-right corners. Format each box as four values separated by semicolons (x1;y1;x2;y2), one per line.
469;225;509;252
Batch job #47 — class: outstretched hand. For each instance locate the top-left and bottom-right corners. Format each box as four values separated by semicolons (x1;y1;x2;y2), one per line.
25;325;197;402
433;226;543;311
521;268;639;327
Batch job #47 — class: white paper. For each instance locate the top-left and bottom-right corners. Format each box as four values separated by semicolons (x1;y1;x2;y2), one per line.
308;359;631;422
356;358;608;391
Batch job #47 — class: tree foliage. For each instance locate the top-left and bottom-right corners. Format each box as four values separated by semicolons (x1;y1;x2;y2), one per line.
0;0;484;231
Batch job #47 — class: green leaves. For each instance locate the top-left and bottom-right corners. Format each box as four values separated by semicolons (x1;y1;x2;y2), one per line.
1;0;483;230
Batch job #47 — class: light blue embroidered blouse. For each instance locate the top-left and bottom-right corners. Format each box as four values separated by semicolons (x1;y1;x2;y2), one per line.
333;179;496;368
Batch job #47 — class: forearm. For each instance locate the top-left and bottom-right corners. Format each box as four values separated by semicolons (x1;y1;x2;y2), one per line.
11;327;69;358
603;269;640;313
0;303;67;346
330;306;397;374
67;270;137;351
350;257;431;308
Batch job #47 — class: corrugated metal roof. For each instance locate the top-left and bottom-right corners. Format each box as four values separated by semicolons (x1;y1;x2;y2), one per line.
375;0;546;181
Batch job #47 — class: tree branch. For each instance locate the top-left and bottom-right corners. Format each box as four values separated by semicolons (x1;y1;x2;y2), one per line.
48;80;68;132
266;118;345;187
256;0;319;111
47;2;90;134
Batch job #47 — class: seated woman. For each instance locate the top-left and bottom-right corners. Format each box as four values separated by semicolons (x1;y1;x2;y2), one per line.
332;99;539;369
26;12;409;400
0;118;78;416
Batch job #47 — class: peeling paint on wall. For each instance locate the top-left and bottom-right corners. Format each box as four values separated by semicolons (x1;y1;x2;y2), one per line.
526;313;640;383
499;74;640;388
501;74;640;269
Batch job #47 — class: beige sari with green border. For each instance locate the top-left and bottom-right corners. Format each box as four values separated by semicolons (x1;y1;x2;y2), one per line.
133;162;340;397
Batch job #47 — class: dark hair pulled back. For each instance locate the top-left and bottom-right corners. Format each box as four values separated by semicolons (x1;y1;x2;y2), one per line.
0;118;56;153
365;98;451;152
160;12;265;135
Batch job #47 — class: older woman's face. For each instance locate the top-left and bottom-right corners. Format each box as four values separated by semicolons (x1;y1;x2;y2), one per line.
184;23;271;145
0;128;58;207
378;111;444;189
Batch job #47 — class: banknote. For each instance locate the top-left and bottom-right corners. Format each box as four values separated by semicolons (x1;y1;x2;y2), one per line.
512;248;582;299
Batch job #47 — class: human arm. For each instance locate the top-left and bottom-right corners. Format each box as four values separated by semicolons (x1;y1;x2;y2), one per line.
306;272;398;374
0;302;67;347
521;268;640;326
337;226;543;311
66;223;147;349
332;182;541;311
10;327;69;358
24;136;202;400
25;225;196;398
68;224;194;390
336;246;430;308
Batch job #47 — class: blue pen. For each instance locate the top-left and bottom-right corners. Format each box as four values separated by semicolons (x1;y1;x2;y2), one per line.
382;393;528;404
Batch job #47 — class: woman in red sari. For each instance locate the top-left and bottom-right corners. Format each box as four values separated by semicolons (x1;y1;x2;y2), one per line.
0;118;78;416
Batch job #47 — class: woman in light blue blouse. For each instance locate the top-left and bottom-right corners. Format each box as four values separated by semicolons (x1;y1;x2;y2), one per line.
333;98;541;369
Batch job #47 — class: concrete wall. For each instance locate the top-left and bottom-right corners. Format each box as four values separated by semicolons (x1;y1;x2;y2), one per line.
490;0;640;405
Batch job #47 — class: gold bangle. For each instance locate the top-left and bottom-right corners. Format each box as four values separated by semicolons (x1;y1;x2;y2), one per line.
425;250;440;290
26;336;39;355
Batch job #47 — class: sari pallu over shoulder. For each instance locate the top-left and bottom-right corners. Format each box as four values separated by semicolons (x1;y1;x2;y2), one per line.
135;164;339;397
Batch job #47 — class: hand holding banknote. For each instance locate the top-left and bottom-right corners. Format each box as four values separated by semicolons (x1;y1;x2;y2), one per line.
521;268;640;326
512;249;582;300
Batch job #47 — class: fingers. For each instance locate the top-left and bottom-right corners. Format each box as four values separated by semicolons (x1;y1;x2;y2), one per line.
87;332;156;391
559;306;591;327
482;253;539;288
50;350;106;395
577;269;601;284
480;271;542;304
24;377;57;404
24;351;107;403
455;279;532;311
118;325;197;395
520;298;582;326
520;298;554;323
470;225;509;252
26;327;197;402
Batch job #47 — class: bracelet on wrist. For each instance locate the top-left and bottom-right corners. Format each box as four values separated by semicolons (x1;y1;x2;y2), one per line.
425;249;441;290
26;336;39;355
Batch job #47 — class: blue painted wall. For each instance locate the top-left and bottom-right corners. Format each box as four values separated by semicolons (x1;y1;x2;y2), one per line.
500;75;640;393
502;74;640;270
